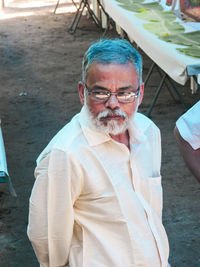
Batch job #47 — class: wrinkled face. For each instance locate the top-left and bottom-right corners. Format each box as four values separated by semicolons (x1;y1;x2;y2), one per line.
79;62;144;135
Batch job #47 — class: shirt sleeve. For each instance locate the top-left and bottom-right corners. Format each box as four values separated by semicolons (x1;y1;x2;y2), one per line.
149;125;163;219
27;148;83;267
176;101;200;150
152;125;162;178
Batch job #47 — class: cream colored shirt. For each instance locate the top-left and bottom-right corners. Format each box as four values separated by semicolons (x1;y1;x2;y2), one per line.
27;107;169;267
176;100;200;150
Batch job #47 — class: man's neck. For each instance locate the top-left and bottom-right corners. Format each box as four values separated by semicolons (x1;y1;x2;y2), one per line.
109;130;130;150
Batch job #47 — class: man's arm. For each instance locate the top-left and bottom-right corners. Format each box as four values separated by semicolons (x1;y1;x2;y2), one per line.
27;149;82;266
174;126;200;182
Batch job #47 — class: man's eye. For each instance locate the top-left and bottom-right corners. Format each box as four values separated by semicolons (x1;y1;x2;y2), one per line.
96;91;106;95
118;91;131;96
93;91;108;96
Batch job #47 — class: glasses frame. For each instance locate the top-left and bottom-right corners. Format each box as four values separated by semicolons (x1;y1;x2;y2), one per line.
84;84;140;103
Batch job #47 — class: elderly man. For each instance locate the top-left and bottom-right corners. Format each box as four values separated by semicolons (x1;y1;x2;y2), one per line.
27;38;170;267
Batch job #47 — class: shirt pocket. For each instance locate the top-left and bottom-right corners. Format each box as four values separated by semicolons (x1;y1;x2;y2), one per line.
148;176;163;218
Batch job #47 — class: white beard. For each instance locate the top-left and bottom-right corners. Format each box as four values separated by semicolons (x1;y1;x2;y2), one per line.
83;103;131;135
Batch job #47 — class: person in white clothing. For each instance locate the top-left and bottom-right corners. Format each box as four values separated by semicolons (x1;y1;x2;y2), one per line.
174;100;200;182
27;38;170;267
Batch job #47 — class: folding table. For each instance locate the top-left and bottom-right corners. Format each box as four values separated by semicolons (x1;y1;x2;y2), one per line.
101;0;200;116
0;120;17;197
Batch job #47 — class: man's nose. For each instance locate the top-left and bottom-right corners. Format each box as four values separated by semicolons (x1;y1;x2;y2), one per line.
104;94;120;109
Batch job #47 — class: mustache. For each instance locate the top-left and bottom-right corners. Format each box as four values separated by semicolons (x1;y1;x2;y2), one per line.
97;109;127;120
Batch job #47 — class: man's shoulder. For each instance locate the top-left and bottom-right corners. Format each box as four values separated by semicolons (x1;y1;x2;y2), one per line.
176;100;200;149
176;100;200;133
134;112;159;133
37;113;83;163
55;115;82;146
182;100;200;121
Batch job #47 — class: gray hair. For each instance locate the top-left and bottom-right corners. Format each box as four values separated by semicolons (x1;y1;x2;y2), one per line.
82;38;143;84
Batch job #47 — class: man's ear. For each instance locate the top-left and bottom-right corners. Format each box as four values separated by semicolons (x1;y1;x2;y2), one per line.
78;82;85;105
138;83;144;105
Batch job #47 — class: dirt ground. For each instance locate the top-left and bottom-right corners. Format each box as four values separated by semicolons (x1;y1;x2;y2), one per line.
0;1;199;266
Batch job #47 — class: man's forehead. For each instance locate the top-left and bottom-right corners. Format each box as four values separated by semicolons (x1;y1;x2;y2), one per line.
86;61;138;77
86;61;139;86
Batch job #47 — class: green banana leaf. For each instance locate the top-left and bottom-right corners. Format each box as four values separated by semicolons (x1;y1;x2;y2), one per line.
115;0;200;58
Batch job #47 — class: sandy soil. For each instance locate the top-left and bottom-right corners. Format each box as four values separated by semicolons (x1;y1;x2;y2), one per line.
0;1;199;266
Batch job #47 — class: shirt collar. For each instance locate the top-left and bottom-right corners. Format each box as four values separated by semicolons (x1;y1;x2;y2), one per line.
128;117;147;144
79;106;146;147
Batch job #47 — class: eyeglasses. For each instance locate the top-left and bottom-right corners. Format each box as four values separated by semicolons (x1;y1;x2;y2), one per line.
85;85;140;103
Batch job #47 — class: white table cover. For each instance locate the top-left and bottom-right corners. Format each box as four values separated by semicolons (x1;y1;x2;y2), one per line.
0;119;8;176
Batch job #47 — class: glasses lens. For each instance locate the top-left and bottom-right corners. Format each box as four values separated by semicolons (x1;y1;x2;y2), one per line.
117;92;136;102
87;87;138;103
92;90;109;101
